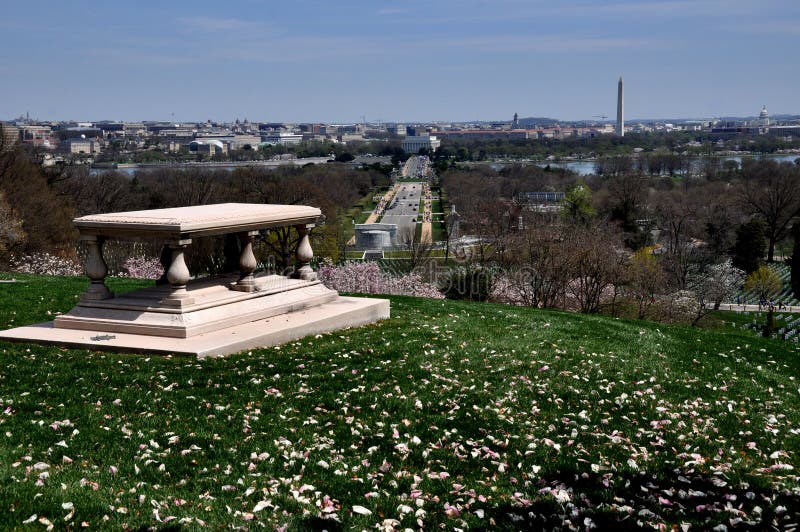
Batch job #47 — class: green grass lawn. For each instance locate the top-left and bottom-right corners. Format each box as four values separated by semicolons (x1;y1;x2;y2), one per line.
1;273;799;529
431;221;446;243
340;191;380;242
709;309;800;342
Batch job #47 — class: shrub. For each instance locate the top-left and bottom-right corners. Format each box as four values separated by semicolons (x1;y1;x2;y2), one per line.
440;265;495;302
318;261;443;299
744;266;781;302
9;252;82;276
0;191;26;259
121;257;164;280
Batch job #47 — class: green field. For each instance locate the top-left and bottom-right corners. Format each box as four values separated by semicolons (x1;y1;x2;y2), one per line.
0;273;798;529
712;309;800;342
340;190;381;242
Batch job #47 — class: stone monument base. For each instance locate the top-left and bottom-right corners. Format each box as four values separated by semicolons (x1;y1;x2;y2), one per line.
0;273;389;358
0;296;388;359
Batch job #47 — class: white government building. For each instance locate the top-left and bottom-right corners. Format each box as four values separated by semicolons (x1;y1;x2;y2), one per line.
402;135;440;154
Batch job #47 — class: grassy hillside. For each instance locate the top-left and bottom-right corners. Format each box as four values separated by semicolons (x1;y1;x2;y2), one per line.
0;273;799;529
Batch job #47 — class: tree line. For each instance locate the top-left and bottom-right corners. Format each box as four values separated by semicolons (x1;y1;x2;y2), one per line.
440;156;800;326
431;131;800;170
0;126;390;272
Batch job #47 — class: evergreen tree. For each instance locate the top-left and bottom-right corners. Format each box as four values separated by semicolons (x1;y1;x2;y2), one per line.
791;223;800;298
731;218;766;274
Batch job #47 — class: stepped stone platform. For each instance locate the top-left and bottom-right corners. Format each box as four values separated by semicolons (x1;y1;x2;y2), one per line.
0;203;390;357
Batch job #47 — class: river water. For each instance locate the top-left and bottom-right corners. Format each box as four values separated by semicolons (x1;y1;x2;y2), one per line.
89;157;332;176
524;154;800;176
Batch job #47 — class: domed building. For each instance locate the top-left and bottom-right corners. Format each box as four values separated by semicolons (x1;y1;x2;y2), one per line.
759;105;770;127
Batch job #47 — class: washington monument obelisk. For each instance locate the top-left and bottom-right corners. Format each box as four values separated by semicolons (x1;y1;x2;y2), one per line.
616;76;624;137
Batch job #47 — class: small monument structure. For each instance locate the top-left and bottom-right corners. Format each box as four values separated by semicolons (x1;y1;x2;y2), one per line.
0;203;389;357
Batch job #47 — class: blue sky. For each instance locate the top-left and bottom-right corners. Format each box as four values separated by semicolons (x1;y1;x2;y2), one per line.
1;0;798;123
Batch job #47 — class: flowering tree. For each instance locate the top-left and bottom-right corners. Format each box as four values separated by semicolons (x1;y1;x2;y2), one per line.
677;259;746;326
0;191;25;259
9;252;82;276
690;259;746;309
318;261;443;299
121;257;165;280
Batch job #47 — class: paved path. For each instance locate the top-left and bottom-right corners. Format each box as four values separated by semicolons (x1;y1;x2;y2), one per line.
420;223;432;244
712;303;800;313
420;183;433;244
347;185;401;245
380;182;423;238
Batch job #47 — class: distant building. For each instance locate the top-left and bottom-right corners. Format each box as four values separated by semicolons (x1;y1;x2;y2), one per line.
187;139;228;156
336;133;365;144
64;138;101;155
402;135;441;153
388;124;407;136
93;122;147;137
517;191;565;214
759;105;770;127
228;135;262;149
710;125;762;136
354;223;398;249
156;128;196;138
19;125;56;149
261;132;303;145
517;191;566;203
1;122;19;151
437;129;529;140
767;125;800;136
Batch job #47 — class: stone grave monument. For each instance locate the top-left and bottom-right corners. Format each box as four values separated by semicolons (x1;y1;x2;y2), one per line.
0;203;389;357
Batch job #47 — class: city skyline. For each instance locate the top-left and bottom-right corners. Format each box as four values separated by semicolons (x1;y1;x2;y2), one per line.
1;0;798;123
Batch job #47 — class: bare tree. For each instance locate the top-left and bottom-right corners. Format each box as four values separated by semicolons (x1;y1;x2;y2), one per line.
57;171;133;215
625;249;665;319
654;189;707;290
505;224;571;309
565;222;627;314
739;160;800;262
397;226;432;272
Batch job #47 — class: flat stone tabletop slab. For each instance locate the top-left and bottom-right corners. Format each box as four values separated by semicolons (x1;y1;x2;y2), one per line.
74;203;322;239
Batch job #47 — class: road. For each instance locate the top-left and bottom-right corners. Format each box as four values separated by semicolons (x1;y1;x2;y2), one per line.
401;155;430;179
380;181;423;240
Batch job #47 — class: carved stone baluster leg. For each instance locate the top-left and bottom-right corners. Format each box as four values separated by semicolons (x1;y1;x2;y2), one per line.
293;224;317;281
162;239;195;307
232;231;259;292
156;244;171;285
80;235;113;302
